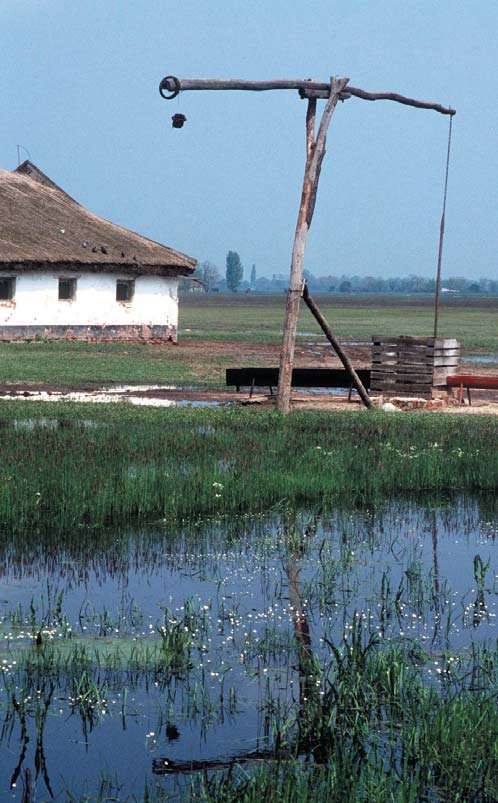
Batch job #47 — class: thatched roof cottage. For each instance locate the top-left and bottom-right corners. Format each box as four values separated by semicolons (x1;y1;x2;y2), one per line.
0;161;196;341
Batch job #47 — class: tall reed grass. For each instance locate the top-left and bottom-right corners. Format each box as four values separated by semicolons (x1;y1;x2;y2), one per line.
1;403;498;532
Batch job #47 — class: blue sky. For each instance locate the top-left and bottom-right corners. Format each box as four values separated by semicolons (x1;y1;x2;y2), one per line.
2;1;497;279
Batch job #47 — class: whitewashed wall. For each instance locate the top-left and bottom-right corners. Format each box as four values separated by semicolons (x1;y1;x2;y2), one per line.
0;273;179;327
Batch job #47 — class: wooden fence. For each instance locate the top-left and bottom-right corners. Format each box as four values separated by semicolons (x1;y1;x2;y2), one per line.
371;336;460;398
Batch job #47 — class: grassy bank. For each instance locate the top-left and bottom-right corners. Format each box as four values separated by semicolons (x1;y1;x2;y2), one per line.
0;340;220;387
2;403;498;532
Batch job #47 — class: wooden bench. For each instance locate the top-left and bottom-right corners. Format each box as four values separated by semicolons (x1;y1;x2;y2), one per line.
226;367;371;399
447;374;498;405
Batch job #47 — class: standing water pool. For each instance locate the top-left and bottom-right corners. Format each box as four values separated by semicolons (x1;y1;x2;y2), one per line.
1;496;498;801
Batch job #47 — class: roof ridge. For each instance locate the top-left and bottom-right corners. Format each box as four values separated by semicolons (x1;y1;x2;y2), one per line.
0;167;196;272
13;160;79;204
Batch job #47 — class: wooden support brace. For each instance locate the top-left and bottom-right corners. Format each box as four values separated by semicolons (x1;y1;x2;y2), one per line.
302;282;372;409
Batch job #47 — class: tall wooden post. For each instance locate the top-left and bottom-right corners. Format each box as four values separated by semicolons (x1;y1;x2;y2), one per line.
276;77;349;414
276;96;317;414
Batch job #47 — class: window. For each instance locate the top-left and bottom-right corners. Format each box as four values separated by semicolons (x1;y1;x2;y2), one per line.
116;279;134;302
0;277;15;300
58;278;77;300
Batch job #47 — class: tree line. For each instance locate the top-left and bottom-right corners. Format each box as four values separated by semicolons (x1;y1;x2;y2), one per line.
182;254;498;295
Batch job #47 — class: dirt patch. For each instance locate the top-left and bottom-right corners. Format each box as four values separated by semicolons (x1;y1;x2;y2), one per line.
1;338;498;414
179;338;370;366
3;382;498;415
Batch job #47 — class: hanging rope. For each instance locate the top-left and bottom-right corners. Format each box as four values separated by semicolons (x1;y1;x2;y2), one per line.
433;114;453;338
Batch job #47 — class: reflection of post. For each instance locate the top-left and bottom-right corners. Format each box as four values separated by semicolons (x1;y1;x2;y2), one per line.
153;530;321;777
472;554;489;629
431;510;442;644
432;511;439;599
287;555;314;713
283;518;327;762
283;516;321;752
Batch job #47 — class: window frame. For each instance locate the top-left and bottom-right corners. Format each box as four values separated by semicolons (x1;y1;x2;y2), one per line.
116;279;135;303
0;276;16;301
58;277;77;301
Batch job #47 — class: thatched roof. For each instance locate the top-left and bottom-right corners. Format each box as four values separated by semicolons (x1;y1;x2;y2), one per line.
0;161;196;276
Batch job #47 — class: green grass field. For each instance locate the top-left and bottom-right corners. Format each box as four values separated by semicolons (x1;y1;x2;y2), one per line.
181;292;498;348
0;293;495;388
0;340;210;387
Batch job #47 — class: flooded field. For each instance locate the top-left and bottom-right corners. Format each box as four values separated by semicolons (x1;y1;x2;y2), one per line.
2;496;498;801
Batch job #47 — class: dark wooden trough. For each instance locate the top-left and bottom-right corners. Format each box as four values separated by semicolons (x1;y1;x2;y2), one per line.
226;367;371;398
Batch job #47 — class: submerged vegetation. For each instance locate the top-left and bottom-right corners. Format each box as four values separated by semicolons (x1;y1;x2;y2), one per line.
2;503;498;801
1;402;498;532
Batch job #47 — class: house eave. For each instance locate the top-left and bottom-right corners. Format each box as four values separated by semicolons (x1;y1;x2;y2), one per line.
0;261;196;277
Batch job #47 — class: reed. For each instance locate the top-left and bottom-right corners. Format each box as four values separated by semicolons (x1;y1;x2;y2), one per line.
2;403;498;533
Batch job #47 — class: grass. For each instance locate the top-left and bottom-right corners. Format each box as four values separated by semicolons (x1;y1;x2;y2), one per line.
12;633;498;802
181;293;498;349
1;292;498;801
0;293;496;389
0;340;214;387
196;633;498;803
1;402;498;533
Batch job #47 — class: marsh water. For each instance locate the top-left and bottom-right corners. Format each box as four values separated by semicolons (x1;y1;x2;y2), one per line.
1;496;498;801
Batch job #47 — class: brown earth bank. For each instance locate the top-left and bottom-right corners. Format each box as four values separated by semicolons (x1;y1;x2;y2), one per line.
0;338;497;413
177;338;371;365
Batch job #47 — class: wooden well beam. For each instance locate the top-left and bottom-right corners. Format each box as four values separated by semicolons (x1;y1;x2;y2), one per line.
159;76;456;116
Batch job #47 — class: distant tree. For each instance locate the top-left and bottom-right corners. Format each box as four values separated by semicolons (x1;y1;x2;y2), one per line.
339;279;352;293
198;260;221;291
250;263;257;285
226;251;243;292
445;276;467;292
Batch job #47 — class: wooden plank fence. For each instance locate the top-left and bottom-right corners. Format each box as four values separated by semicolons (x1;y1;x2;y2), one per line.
371;336;460;398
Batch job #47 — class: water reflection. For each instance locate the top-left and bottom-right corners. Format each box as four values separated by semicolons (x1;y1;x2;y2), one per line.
285;518;317;754
1;496;498;800
7;681;54;801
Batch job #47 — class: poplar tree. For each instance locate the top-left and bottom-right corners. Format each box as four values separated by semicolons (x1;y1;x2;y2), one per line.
226;251;243;292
